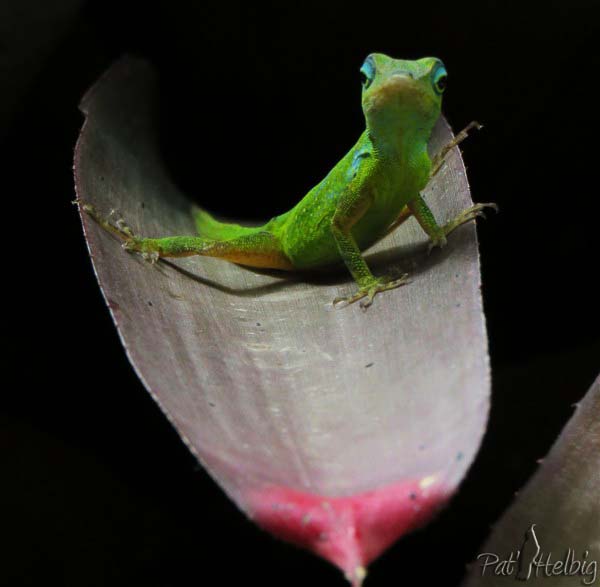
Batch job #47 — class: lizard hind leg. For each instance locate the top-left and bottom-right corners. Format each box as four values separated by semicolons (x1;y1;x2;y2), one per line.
127;230;294;270
83;204;293;270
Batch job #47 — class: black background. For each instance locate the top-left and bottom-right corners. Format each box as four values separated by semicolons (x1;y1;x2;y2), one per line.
3;1;600;586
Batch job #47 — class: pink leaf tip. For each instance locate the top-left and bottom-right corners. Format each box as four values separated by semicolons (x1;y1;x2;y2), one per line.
247;475;450;584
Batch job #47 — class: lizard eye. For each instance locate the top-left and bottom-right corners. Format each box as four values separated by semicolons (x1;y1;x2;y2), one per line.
360;56;376;89
435;74;447;93
432;64;448;95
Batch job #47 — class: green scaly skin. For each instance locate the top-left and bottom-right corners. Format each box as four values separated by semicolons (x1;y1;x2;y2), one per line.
81;54;497;308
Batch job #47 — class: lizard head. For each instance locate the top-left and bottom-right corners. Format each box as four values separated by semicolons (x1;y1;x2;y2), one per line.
360;54;446;143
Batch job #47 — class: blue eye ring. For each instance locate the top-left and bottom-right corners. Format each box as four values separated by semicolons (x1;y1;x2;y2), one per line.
432;63;448;95
360;56;376;89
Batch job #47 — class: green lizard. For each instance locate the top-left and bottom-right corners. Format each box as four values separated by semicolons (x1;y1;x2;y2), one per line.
83;53;496;308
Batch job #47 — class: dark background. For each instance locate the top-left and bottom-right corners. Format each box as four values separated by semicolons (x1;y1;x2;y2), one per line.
3;1;599;586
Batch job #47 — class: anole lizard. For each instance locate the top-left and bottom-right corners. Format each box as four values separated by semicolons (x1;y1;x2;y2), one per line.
82;54;496;308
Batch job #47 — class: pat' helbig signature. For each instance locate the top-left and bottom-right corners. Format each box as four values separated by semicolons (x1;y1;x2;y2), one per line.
477;525;598;584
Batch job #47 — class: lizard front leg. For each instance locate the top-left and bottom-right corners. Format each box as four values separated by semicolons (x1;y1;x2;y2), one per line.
408;194;497;252
331;190;409;309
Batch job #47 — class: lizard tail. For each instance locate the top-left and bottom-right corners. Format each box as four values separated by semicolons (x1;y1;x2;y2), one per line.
192;205;264;241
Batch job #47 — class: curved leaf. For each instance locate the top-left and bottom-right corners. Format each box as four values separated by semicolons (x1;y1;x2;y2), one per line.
75;57;490;584
464;373;600;586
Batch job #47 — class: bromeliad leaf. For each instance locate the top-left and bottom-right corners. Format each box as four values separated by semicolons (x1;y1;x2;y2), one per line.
463;374;600;587
75;57;490;585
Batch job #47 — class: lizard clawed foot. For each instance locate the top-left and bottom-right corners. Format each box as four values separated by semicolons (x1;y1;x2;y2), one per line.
428;233;448;253
123;239;160;263
333;274;411;310
81;203;159;263
430;121;483;177
429;202;499;252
